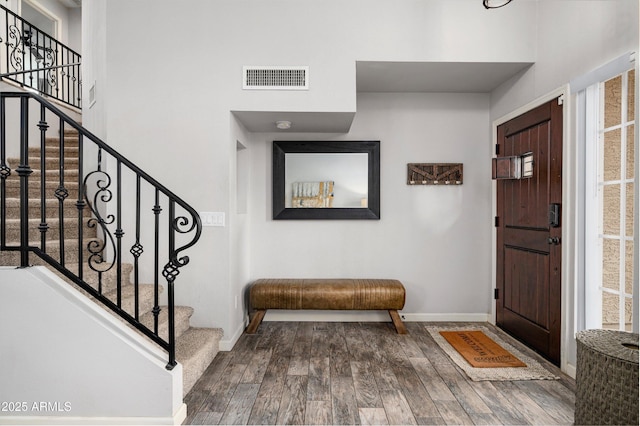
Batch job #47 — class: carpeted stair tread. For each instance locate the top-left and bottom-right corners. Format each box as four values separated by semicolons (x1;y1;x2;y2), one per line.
46;136;79;144
176;327;223;395
30;146;80;155
0;237;100;265
2;184;80;199
140;305;194;342
4;217;96;241
2;181;80;198
24;156;80;166
7;157;78;176
59;262;134;294
4;199;88;218
2;236;99;247
3;157;80;169
3;166;80;179
101;282;160;318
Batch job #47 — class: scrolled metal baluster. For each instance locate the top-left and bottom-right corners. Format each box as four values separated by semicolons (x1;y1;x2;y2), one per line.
7;25;24;74
83;168;117;294
43;45;57;92
166;211;202;270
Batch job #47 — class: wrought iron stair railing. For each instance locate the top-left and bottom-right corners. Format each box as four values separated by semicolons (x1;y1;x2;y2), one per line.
0;91;202;369
1;4;81;109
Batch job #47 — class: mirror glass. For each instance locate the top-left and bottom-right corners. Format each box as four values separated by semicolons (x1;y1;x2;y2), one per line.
285;153;369;208
273;141;380;220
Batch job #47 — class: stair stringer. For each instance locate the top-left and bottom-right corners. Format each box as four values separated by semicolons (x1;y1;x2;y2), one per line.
0;125;223;397
0;266;186;424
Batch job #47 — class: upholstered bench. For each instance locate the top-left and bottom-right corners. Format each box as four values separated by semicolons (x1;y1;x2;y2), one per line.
246;278;407;334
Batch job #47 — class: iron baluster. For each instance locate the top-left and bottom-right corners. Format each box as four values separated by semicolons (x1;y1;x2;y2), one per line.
153;189;161;335
38;105;49;251
64;48;69;105
0;92;202;369
164;200;178;370
3;7;8;79
56;118;67;266
130;175;143;320
21;22;28;89
52;37;59;100
76;133;85;281
115;160;123;308
84;161;116;294
0;96;8;249
162;200;201;370
17;96;31;266
1;5;82;109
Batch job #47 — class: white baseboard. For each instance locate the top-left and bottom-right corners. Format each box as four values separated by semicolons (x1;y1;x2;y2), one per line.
400;313;491;322
261;310;490;323
563;362;576;379
0;403;186;425
219;320;247;351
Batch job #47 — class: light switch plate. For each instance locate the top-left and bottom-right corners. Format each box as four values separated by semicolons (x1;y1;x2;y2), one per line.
200;212;225;227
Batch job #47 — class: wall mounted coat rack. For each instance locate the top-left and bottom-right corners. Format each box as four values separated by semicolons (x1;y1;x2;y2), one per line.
407;163;463;185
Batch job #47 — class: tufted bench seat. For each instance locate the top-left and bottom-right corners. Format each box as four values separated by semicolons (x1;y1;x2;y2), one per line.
246;278;407;334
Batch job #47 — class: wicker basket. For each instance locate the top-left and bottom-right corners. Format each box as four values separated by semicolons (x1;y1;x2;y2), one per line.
575;329;639;425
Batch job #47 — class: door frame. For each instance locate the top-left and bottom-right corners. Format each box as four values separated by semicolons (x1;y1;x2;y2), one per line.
490;84;576;377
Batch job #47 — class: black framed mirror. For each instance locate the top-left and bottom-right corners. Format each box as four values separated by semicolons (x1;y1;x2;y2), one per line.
273;141;380;220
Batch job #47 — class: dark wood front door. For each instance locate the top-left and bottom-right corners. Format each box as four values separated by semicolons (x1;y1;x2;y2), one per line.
496;98;563;366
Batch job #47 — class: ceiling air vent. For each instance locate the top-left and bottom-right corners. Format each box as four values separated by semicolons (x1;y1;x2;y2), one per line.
243;66;309;90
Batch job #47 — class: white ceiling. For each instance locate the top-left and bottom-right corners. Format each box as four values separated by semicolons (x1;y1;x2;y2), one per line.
233;61;533;133
232;111;356;134
356;61;533;93
58;0;81;8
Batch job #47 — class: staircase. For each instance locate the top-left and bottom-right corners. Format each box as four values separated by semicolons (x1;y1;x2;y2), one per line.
0;123;221;395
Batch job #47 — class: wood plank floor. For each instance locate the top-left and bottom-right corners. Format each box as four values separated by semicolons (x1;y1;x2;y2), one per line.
184;322;575;425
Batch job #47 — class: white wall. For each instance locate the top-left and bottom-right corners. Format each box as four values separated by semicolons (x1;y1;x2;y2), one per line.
491;0;638;120
249;92;493;317
229;117;253;347
82;0;537;347
67;6;81;54
80;0;638;365
81;0;106;139
0;267;184;424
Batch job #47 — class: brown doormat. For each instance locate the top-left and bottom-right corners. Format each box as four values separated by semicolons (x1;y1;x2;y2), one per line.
439;330;527;368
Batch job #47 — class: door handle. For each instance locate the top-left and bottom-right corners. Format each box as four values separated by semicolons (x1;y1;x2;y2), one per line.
548;237;561;245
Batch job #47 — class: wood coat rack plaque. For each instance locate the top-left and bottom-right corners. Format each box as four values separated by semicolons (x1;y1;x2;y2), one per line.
407;163;463;185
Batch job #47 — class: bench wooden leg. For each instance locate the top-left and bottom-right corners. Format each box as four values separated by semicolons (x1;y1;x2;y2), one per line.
246;309;266;334
388;310;407;334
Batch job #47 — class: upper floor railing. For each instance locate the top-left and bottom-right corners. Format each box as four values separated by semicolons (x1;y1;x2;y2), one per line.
0;92;202;369
0;4;81;109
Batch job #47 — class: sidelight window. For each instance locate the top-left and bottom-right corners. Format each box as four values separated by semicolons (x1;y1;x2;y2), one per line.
586;69;635;331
